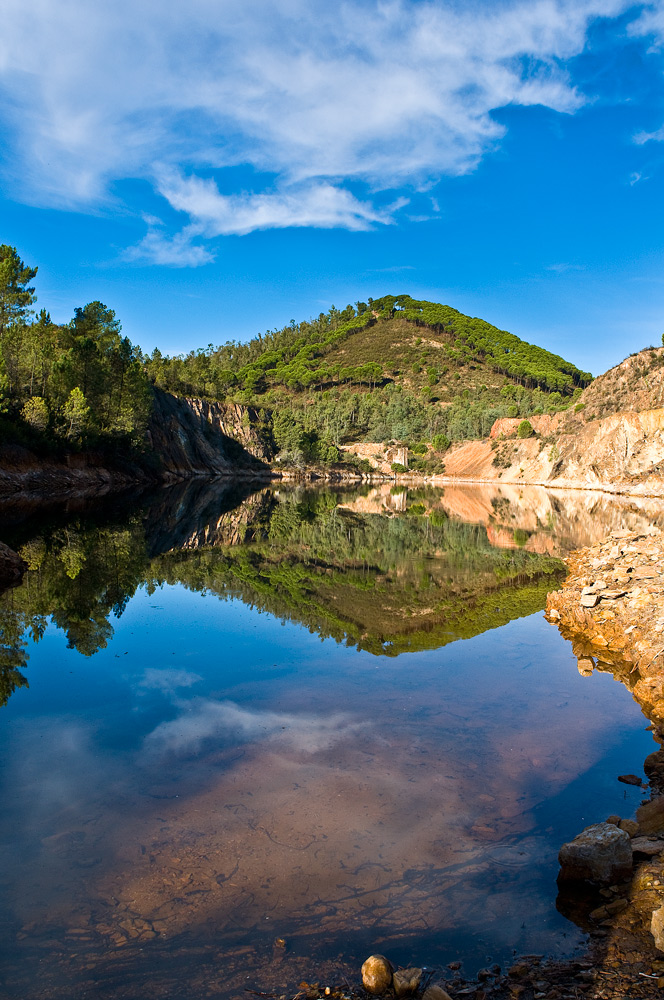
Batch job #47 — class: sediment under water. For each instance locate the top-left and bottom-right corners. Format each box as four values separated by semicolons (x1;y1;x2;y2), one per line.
0;482;661;999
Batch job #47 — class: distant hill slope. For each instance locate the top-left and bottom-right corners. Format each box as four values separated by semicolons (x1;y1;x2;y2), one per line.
566;345;664;424
430;345;664;498
147;294;593;462
148;293;592;400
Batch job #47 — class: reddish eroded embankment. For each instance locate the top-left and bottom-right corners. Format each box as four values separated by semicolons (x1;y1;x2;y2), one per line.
437;408;664;498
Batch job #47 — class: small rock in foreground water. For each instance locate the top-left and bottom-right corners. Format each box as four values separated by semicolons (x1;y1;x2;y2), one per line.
392;967;422;996
421;987;452;1000
361;954;393;994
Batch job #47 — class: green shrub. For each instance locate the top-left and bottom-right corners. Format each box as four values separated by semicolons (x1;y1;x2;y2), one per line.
432;433;450;453
407;503;426;516
517;419;534;439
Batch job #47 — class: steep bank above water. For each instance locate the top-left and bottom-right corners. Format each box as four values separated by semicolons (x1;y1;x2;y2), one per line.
436;407;664;497
148;390;273;476
0;389;272;501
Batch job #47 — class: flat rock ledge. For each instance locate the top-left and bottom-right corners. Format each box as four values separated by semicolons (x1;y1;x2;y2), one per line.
545;524;664;724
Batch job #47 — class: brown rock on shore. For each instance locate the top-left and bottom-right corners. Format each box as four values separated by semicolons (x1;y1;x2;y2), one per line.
361;955;393;994
0;540;26;588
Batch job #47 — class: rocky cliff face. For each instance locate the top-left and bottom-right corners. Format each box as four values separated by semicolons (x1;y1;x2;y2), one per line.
439;406;664;497
430;348;664;496
142;479;274;554
147;390;273;479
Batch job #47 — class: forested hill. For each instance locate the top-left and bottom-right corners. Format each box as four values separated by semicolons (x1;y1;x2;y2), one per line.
146;293;592;464
0;243;592;467
147;293;591;400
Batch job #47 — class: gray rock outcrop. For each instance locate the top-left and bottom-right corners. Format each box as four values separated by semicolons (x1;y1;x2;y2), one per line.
558;822;633;883
148;390;272;478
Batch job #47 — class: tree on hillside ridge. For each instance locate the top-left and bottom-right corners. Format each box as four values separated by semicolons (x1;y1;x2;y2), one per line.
0;244;37;349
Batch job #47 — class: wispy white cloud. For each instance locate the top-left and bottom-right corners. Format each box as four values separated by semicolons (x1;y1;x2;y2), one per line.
143;698;362;757
137;667;203;693
0;0;638;261
124;224;215;268
633;124;664;144
546;262;585;272
156;172;401;236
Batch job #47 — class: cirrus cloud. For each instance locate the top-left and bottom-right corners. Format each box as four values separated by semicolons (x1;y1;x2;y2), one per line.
0;0;639;263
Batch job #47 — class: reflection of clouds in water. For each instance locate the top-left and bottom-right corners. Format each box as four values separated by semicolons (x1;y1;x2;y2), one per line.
3;718;114;828
143;698;362;758
137;667;202;694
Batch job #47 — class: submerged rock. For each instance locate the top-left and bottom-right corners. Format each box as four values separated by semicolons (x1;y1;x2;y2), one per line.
361;955;393;994
558;822;633;883
392;967;422;996
652;905;664;952
577;656;595;676
421;988;453;1000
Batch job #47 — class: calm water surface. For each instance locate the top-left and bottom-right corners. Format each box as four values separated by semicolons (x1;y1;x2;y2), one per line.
0;482;663;999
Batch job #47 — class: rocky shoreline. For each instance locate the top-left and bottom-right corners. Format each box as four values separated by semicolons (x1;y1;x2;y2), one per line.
545;526;664;725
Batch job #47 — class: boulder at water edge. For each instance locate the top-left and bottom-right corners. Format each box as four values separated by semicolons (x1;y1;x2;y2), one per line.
558;822;633;883
361;955;393;994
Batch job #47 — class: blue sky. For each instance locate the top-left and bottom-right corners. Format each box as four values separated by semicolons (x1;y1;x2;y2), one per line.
2;0;664;374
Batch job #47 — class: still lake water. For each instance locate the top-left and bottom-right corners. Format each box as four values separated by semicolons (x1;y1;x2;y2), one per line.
1;480;663;998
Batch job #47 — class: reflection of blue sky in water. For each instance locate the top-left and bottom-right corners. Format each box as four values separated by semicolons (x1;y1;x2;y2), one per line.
0;579;655;996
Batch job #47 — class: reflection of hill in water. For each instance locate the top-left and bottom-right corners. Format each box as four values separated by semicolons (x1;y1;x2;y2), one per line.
152;488;566;656
1;480;662;704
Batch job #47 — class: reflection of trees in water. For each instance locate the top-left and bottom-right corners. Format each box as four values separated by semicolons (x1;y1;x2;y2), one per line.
0;519;148;704
154;489;566;656
0;487;566;705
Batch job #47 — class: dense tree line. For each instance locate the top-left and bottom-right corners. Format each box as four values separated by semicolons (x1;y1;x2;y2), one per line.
145;293;592;403
0;245;151;452
0;242;591;465
369;294;593;393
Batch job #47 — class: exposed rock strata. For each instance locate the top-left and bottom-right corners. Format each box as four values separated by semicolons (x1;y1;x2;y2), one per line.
437;407;664;496
148;389;272;478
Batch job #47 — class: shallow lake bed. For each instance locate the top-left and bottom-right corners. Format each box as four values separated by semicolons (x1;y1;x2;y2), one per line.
0;483;661;998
